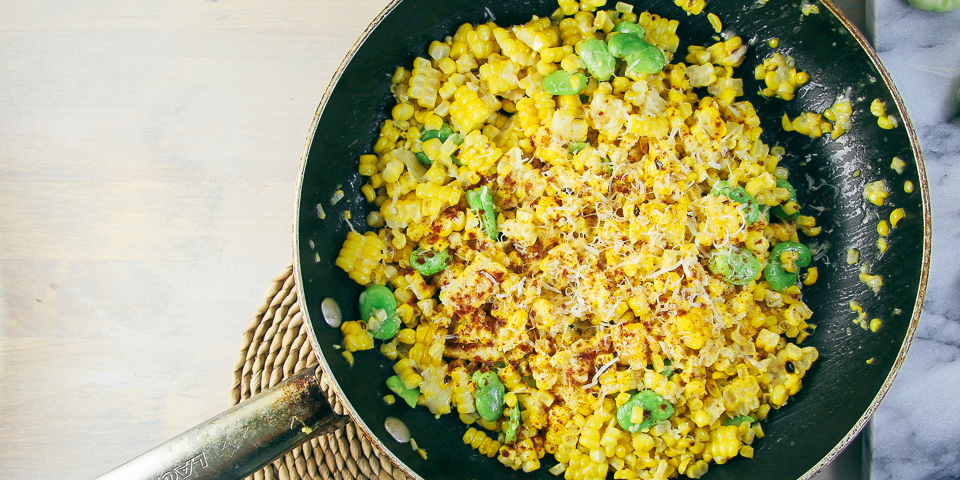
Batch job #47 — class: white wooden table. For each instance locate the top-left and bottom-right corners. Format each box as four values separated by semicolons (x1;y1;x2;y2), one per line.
0;1;866;479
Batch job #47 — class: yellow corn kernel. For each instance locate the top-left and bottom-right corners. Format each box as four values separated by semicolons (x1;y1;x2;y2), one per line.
891;156;906;174
358;154;379;176
870;98;886;117
878;115;897;129
877;220;890;237
870;318;882;332
904;180;915;193
890;208;905;227
802;267;818;286
707;13;722;33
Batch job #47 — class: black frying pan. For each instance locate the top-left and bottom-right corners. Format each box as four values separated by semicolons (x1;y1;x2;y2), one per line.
96;1;930;479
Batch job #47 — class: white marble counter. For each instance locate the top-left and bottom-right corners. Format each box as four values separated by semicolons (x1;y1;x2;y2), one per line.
869;0;960;479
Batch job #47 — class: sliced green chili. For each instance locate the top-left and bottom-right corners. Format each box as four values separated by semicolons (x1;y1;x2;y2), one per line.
472;370;505;422
578;38;616;81
415;151;432;165
360;285;400;340
708;248;762;285
386;375;420;408
410;248;451;276
771;179;799;220
504;403;521;443
542;70;588;96
466;186;498;240
724;415;756;427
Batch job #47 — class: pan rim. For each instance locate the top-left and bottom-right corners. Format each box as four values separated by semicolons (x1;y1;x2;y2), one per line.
292;1;932;479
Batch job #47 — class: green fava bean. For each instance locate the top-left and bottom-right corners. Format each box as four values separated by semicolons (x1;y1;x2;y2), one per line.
542;70;588;96
568;142;589;154
386;375;420;408
415;151;431;165
472;371;505;422
607;32;646;59
359;285;400;340
613;21;645;37
616;389;674;432
764;261;797;292
466;186;499;240
772;179;799;220
624;42;666;75
771;241;812;269
410;248;451;276
708;248;762;285
637;389;674;420
578;38;615;81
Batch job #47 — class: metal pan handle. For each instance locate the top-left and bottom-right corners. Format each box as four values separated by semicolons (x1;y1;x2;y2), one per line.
94;366;348;480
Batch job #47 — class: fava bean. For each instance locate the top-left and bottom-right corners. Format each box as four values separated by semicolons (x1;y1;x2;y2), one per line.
472;370;505;422
410;248;451;276
763;261;797;292
359;285;400;340
568;142;589;154
708;247;762;285
771;241;812;270
542;70;588;96
386;375;420;408
578;38;616;81
624;41;666;75
466;186;499;240
616;389;674;433
607;32;646;59
613;21;645;37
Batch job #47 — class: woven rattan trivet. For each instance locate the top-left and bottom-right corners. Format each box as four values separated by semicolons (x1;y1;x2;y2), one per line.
231;265;409;480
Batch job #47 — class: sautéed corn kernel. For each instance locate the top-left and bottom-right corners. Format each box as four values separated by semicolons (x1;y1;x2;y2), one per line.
904;180;915;193
890;208;905;227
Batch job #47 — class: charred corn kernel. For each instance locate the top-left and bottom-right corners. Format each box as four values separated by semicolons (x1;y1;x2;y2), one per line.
890;208;905;227
877;220;890;237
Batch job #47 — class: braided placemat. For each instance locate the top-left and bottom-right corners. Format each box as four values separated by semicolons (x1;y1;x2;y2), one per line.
230;265;409;480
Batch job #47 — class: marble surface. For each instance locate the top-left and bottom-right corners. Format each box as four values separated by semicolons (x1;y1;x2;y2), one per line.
869;0;960;479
